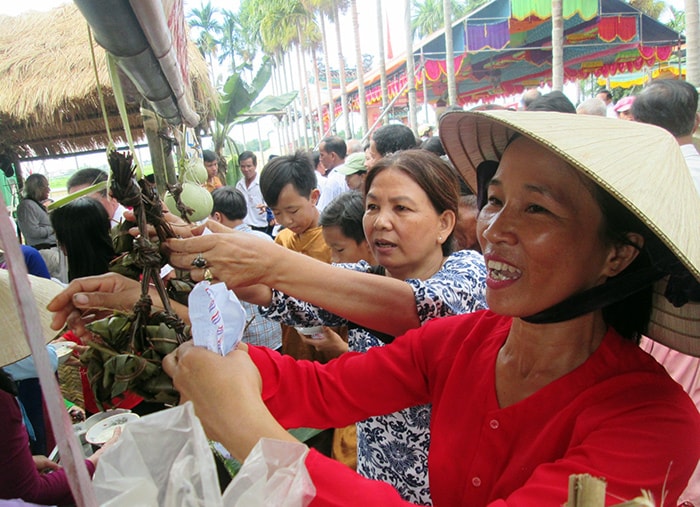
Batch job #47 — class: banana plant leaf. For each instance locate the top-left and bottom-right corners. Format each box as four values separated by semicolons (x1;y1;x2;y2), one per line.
232;91;299;125
216;56;273;126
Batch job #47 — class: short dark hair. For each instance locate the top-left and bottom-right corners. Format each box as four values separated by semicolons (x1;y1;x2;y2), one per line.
631;79;699;138
420;136;446;157
51;197;114;281
365;150;458;256
320;136;347;159
202;149;217;163
597;89;613;101
66;168;108;196
260;151;317;207
526;91;576;114
238;151;257;166
319;191;365;244
211;186;247;221
372;124;417;156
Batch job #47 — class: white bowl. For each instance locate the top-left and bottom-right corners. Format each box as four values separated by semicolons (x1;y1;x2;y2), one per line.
84;408;132;430
53;342;76;364
295;326;325;339
85;412;139;445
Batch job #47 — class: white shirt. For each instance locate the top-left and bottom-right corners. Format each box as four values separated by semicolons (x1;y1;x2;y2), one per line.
111;203;128;228
235;173;268;228
680;143;700;195
317;165;349;212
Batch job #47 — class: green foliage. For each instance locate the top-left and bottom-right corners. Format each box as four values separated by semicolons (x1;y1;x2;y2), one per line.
412;0;481;39
627;0;666;20
666;5;685;35
217;57;274;126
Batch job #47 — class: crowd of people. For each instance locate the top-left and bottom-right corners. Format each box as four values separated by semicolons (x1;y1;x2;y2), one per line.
2;77;700;506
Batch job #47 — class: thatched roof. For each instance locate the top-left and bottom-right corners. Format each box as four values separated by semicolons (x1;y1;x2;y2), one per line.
0;3;215;158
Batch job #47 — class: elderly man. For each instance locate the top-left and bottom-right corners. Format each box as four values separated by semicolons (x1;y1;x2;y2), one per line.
632;79;699;193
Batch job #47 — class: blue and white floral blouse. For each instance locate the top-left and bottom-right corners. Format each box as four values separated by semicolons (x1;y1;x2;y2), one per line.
260;249;488;505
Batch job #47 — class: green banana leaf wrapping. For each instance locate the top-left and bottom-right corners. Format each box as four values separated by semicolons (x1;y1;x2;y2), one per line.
81;150;193;410
83;312;190;407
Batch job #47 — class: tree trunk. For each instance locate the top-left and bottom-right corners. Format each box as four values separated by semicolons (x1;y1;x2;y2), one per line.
377;0;390;125
351;0;368;136
284;53;301;152
687;0;700;87
320;15;335;136
331;0;352;139
404;0;418;133
443;0;457;105
294;38;311;149
313;46;325;144
551;0;564;91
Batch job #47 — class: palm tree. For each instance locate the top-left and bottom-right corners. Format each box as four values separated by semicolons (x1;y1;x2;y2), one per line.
687;0;700;86
551;0;564;91
302;0;337;137
376;0;390;126
405;0;418;132
629;0;667;20
412;0;470;39
330;0;352;138
187;2;221;80
666;5;686;34
443;0;456;105
350;0;368;135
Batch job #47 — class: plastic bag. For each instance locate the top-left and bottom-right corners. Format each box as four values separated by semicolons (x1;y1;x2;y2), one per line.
92;404;316;507
92;403;223;507
189;281;246;355
222;438;316;507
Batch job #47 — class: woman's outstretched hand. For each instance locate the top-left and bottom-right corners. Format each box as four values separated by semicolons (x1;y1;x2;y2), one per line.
47;273;141;338
162;341;294;460
165;232;278;288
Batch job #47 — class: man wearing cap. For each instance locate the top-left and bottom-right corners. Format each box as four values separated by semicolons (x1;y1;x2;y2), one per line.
336;152;367;192
317;136;350;212
613;95;635;120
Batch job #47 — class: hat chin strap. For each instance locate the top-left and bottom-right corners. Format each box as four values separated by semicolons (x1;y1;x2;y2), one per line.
522;266;665;324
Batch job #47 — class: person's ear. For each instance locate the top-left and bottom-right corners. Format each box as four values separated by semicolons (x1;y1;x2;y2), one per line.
310;188;321;206
437;210;456;245
211;211;224;223
602;232;644;277
693;112;699;134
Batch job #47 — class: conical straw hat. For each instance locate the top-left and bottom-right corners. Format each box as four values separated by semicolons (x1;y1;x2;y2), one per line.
0;269;63;367
440;110;700;355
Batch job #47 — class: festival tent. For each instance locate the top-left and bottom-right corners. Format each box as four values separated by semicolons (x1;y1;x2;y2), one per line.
346;0;682;113
596;62;686;88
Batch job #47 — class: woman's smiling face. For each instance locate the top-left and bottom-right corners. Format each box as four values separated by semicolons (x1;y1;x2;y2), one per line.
477;137;615;317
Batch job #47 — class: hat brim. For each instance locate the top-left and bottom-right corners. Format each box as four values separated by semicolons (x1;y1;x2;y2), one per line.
336;166;366;176
440;110;700;355
0;270;63;367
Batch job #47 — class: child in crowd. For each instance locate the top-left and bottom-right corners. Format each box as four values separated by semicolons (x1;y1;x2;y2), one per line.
260;151;332;362
210;186;282;352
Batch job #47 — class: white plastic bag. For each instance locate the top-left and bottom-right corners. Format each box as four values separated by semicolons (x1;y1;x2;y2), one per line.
92;403;223;507
222;438;316;507
189;281;246;355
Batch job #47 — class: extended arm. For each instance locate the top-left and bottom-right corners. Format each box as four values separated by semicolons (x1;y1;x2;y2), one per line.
167;233;422;336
